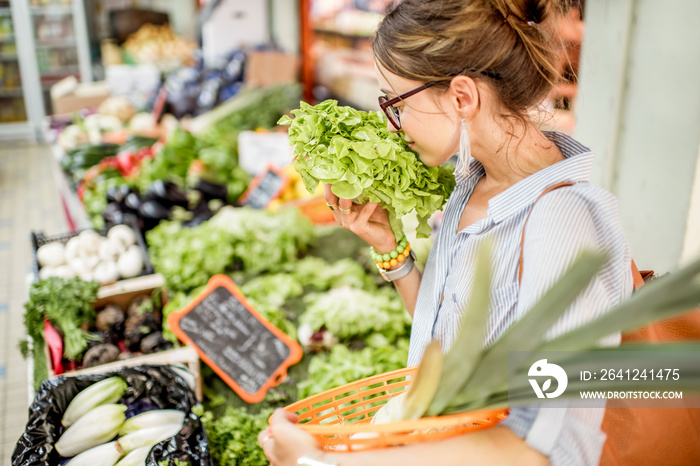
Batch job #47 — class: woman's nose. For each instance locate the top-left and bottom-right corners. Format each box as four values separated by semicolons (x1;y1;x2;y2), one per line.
387;119;400;133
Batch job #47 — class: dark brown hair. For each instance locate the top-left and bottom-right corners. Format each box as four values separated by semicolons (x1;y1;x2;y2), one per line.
373;0;562;124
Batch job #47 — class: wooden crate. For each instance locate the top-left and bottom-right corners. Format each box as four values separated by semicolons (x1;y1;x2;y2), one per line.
44;274;203;401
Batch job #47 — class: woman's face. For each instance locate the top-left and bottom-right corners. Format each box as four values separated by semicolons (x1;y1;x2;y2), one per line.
375;63;460;167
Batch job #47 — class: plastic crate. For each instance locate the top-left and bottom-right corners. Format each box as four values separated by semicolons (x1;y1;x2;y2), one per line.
30;220;154;284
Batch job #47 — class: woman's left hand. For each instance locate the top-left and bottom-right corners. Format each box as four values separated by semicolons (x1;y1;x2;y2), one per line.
258;409;323;466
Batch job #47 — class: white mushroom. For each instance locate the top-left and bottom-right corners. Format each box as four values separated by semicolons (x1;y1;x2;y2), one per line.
78;230;103;255
53;265;76;279
39;266;57;281
117;245;144;279
93;261;119;285
99;238;126;263
81;254;101;271
69;257;93;277
64;236;81;263
37;242;66;268
107;224;137;249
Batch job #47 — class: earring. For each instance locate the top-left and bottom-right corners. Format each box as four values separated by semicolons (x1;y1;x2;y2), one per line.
457;118;472;177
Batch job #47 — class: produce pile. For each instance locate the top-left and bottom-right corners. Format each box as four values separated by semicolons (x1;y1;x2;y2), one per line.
280;100;456;240
53;376;187;465
78;85;300;232
23;88;437;465
20;276;169;389
35;225;146;284
123;24;197;73
144;216;412;464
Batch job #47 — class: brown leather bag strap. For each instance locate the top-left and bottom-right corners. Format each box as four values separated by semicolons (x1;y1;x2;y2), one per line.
631;260;646;291
518;181;576;286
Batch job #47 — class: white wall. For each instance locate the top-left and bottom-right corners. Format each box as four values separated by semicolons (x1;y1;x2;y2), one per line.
271;0;300;55
575;0;700;273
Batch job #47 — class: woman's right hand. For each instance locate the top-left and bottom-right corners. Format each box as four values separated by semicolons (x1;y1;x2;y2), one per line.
324;184;397;253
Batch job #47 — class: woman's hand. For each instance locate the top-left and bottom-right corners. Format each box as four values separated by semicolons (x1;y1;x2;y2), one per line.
258;409;323;466
324;184;397;253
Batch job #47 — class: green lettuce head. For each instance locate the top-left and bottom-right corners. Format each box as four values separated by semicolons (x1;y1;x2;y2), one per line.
279;100;455;240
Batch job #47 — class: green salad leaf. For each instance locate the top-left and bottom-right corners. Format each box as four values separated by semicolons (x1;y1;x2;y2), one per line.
196;405;273;466
299;286;411;343
297;339;410;399
280;100;456;240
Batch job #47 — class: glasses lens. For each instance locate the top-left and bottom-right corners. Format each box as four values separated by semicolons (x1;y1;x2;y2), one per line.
378;96;401;130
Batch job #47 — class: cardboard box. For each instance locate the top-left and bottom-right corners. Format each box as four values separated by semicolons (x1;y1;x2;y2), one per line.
50;77;111;115
245;50;299;87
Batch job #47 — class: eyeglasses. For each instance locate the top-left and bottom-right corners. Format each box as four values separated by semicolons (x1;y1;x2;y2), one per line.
378;81;438;131
377;69;502;131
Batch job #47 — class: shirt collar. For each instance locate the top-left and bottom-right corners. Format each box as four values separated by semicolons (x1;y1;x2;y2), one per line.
483;131;594;224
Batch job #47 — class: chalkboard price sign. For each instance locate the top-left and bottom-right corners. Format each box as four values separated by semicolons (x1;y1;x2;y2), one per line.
168;275;302;403
239;165;288;209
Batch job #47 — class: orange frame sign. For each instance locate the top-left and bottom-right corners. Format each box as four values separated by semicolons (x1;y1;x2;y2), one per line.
238;164;289;208
168;274;303;403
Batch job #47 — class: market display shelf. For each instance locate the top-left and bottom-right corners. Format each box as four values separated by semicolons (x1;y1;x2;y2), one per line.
31;6;73;16
0;7;10;15
40;65;79;75
60;346;203;402
0;53;18;61
0;87;23;97
36;39;76;48
0;34;15;43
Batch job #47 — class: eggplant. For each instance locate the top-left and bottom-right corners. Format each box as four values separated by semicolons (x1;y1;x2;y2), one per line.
195;179;228;201
138;200;171;220
146;180;188;207
103;202;126;225
124;192;142;211
106;184;133;204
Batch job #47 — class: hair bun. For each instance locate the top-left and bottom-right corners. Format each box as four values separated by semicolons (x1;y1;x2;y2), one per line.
497;0;550;25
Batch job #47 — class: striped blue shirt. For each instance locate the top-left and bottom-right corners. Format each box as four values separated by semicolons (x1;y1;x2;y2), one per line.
407;132;633;465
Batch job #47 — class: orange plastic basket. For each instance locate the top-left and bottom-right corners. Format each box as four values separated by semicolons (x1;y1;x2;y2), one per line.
283;366;508;451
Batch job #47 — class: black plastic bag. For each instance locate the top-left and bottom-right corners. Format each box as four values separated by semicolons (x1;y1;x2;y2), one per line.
12;365;212;466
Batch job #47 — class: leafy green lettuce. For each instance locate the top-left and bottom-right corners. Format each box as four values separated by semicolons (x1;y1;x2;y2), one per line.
279;100;456;240
299;286;411;343
297;339;410;399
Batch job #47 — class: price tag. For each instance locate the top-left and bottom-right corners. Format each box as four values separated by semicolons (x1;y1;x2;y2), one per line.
168;275;303;403
238;165;288;209
238;131;294;176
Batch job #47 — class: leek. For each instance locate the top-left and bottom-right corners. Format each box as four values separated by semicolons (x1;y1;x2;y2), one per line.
56;404;127;457
119;409;186;436
412;247;700;417
65;441;122;466
116;423;183;455
62;377;128;427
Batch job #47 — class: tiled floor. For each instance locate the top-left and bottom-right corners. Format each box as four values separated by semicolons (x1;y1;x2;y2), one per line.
0;142;66;464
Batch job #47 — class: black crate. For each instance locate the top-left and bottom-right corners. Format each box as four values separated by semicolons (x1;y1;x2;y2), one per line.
30;221;155;284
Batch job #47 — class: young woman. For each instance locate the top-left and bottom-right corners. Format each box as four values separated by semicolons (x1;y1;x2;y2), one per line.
259;0;633;464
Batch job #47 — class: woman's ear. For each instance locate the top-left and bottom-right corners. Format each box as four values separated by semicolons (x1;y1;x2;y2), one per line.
448;75;479;119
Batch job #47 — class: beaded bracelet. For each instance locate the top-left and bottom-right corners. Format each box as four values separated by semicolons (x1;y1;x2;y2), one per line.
370;237;410;270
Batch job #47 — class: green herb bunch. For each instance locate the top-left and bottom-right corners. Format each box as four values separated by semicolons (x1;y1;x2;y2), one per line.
280;100;456;240
19;277;99;389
